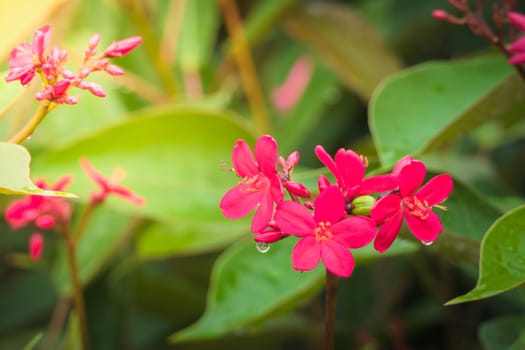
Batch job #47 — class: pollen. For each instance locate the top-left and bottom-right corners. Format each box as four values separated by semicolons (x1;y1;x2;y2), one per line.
314;221;333;242
404;196;431;220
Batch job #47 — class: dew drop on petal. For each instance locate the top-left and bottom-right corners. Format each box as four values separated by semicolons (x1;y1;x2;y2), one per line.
421;240;433;246
256;242;270;253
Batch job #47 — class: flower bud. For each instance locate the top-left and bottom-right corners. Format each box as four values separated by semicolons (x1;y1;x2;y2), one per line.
285;181;310;198
286;151;300;169
103;36;142;58
317;175;331;192
29;233;44;261
351;195;376;216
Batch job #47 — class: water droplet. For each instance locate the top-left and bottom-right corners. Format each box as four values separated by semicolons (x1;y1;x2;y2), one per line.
256;242;270;253
421;240;433;246
25;134;32;141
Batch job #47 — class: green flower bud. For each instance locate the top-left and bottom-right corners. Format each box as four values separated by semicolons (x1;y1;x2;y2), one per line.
351;195;376;216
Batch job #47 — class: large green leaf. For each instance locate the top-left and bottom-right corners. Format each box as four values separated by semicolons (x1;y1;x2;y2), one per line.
170;237;417;343
31;106;255;257
282;2;402;100
0;142;75;197
446;205;525;305
369;56;518;167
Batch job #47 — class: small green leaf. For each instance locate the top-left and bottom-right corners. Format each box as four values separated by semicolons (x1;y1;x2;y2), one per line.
282;2;402;100
479;316;525;350
370;56;515;167
170;237;417;343
21;333;43;350
446;205;525;305
0;142;75;197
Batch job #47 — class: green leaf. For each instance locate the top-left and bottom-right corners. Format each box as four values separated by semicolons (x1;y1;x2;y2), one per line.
21;333;43;350
136;220;248;259
170;237;418;343
282;2;402;100
446;205;525;305
369;56;517;167
479;316;525;350
32;106;255;257
0;142;75;197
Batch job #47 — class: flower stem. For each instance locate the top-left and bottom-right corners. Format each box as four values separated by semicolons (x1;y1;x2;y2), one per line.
8;102;53;144
219;0;271;135
324;269;339;350
72;203;97;244
65;237;89;350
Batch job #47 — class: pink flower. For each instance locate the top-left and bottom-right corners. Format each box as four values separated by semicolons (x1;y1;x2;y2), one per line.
102;36;142;58
275;186;376;277
5;176;73;231
80;158;145;206
271;56;313;113
5;25;51;85
220;135;284;232
29;233;44;261
371;157;453;253
508;12;525;65
315;145;397;200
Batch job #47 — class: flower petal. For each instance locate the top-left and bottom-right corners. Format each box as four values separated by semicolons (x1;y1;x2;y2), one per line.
220;184;261;219
269;173;284;203
275;200;316;236
392;155;413;176
292;237;321;272
405;210;442;243
415;174;453;205
360;174;398;195
373;210;403;253
509;36;525;53
334;149;364;191
255;135;278;176
399;160;426;197
313;186;345;224
371;194;401;225
331;216;376;248
321;240;354;277
510;52;525;65
315;146;343;186
232;139;258;178
251;190;274;232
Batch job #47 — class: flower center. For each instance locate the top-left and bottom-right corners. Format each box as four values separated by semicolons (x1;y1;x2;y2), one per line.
314;221;333;242
403;196;431;220
240;173;269;193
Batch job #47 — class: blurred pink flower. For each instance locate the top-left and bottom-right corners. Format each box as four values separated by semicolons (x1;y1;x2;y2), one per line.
29;233;44;261
5;176;73;231
80;158;145;206
271;56;313;113
508;12;525;65
275;186;376;277
220;135;284;232
5;25;51;85
371;157;453;252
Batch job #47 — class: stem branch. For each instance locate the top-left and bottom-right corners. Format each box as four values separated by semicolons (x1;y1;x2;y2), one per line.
8;102;53;144
219;0;270;135
65;237;89;350
324;270;339;350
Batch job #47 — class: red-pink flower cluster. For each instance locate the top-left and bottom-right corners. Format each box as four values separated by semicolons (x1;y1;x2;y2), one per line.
508;12;525;65
4;159;144;261
220;135;453;278
5;25;141;104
